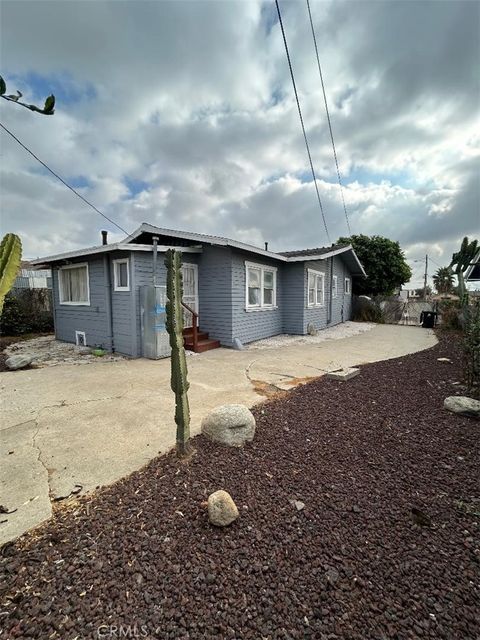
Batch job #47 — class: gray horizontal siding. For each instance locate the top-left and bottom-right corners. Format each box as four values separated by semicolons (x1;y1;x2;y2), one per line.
198;246;233;346
282;263;306;335
303;259;328;333
52;258;111;350
231;251;282;345
109;251;134;356
302;256;353;332
51;246;356;357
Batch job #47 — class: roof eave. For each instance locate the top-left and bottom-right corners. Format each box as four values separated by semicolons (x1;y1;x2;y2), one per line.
285;245;367;276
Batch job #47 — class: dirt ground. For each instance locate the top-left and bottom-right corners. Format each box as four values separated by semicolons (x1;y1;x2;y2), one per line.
0;330;478;639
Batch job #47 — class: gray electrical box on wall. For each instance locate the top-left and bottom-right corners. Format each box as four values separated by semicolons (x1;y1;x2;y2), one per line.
140;285;171;359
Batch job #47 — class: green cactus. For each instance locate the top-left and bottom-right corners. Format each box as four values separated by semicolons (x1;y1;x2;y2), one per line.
450;237;478;305
0;234;22;315
165;249;191;456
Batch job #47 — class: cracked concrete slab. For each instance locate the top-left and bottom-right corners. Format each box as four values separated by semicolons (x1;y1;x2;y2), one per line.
0;420;52;544
0;324;436;545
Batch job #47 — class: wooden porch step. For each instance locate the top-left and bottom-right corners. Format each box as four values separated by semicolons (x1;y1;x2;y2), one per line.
183;329;209;342
184;338;221;353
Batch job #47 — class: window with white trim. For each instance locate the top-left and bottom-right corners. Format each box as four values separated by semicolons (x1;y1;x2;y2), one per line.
332;275;338;298
307;269;325;307
113;258;130;291
246;262;277;309
59;263;90;305
345;277;351;295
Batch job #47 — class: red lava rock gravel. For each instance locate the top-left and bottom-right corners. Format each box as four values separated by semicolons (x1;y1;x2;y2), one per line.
1;330;479;639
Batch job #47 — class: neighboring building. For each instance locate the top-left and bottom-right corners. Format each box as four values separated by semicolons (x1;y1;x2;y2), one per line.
13;261;52;290
31;224;366;357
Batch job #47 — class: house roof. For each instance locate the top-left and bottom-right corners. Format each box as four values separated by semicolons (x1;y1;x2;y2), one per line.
31;223;367;276
278;244;348;258
30;243;202;266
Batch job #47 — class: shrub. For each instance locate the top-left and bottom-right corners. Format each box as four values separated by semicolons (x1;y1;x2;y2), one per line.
0;289;53;336
352;296;385;323
464;301;480;396
438;300;462;330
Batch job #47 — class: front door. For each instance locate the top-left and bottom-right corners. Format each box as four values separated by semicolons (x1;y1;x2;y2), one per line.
181;263;198;328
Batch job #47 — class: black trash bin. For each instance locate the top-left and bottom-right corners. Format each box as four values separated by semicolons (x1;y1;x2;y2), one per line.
420;311;437;328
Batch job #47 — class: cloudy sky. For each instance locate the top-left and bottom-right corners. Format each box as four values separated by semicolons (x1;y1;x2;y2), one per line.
1;0;479;288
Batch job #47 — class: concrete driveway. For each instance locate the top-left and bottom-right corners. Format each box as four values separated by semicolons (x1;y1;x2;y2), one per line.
1;324;436;544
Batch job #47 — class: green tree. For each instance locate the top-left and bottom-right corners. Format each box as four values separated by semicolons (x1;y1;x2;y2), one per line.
337;234;411;296
450;236;478;305
433;267;454;294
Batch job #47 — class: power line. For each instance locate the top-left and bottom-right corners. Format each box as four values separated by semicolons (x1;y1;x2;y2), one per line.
274;0;331;244
0;122;129;235
306;0;351;237
429;256;446;270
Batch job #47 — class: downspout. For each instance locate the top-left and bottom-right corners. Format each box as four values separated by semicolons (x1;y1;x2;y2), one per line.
104;255;114;352
152;235;159;285
327;256;333;324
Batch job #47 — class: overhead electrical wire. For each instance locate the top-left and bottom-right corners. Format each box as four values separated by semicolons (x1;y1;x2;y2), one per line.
0;121;129;235
306;0;352;237
274;0;331;244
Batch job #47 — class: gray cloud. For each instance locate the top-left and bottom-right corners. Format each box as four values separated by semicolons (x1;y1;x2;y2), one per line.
1;0;478;292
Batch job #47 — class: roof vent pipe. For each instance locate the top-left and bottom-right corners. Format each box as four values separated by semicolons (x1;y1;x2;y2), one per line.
265;242;268;251
101;230;108;245
152;235;159;286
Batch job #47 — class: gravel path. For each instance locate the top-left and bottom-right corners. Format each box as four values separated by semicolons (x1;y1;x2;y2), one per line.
247;321;376;349
1;332;478;639
4;335;125;368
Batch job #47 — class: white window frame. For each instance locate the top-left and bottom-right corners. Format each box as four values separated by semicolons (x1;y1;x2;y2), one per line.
58;262;90;306
307;269;325;308
345;277;351;295
332;275;338;298
245;261;277;311
113;258;130;291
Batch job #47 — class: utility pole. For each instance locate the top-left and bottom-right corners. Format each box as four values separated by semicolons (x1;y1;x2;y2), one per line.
423;254;428;300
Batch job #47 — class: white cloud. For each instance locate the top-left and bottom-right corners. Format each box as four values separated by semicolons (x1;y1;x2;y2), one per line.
0;0;478;290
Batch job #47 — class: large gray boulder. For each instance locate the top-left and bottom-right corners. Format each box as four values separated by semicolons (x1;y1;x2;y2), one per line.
5;354;34;370
444;396;480;420
201;404;256;447
208;490;239;527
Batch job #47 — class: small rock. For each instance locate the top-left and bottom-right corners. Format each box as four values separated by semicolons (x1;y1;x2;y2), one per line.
352;505;361;513
325;568;339;584
201;404;256;447
444;396;480;420
76;346;91;355
5;354;34;370
291;500;305;511
306;323;318;336
207;490;239;527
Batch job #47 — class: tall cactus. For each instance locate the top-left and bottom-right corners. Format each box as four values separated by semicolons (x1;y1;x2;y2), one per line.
450;237;478;305
165;249;191;456
0;233;22;315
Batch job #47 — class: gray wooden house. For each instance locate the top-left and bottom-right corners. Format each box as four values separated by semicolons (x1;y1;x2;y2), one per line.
31;224;366;356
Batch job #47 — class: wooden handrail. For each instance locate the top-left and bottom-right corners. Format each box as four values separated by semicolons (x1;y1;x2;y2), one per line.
181;301;198;352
